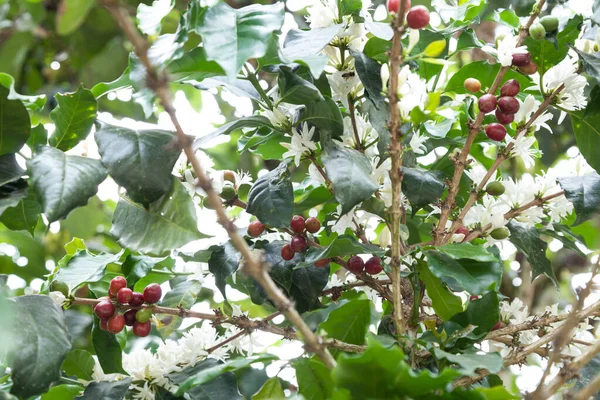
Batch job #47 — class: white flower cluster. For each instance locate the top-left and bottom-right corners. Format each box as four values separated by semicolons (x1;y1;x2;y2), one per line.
482;32;529;67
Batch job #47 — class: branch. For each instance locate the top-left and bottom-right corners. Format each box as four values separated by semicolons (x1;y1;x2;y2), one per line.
348;95;363;151
99;0;337;370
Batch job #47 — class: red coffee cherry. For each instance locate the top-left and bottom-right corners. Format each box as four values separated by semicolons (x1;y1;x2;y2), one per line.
281;244;295;261
469;295;479;301
347;256;365;274
519;62;538;75
456;226;469;236
500;79;520;97
365;256;383;275
247;221;266;237
109;276;127;297
492;320;502;331
124;309;137;326
99;319;109;331
511;53;531;67
305;217;321;233
478;94;497;113
129;292;145;307
290;236;308;252
314;258;330;268
464;78;481;93
406;6;430;30
133;320;152;337
117;288;133;304
107;314;125;334
485;123;507;141
94;300;115;320
143;283;162;304
495;109;515;125
290;215;306;234
498;96;520;114
386;0;410;14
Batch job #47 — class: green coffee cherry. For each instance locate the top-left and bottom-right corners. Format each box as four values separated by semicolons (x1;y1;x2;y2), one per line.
529;23;546;40
202;197;215;209
486;181;506;196
490;227;510;240
50;280;69;296
136;308;153;323
220;184;237;201
540;16;559;32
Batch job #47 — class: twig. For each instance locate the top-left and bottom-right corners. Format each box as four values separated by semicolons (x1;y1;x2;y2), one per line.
99;0;336;369
348;96;363;151
321;279;392;296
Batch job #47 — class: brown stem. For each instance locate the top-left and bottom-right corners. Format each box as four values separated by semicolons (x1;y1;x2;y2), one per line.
348;96;363;152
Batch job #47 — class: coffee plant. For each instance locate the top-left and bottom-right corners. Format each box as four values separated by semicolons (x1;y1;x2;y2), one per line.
1;0;600;398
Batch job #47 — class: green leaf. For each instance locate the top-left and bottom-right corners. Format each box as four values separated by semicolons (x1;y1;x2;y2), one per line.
303;235;386;264
444;61;531;96
41;384;83;400
280;26;341;77
363;99;391;163
95;122;181;205
168;47;225;82
56;0;96;36
333;338;460;398
49;86;97;152
91;317;127;375
350;50;383;103
62;349;95;381
433;349;503;376
252;377;285;400
168;359;242;400
340;0;362;16
0;154;24;187
54;249;123;290
247;162;294;228
196;2;284;77
322;144;378;215
294;358;333;400
157;280;202;339
0;73;46;111
558;173;600;224
300;97;344;139
111;180;207;256
173;355;276;395
208;242;241;299
122;254;170;288
75;378;132;400
424;246;502;295
137;0;174;36
507;222;558;286
570;111;600;174
8;296;72;399
0;179;27;216
278;66;324;105
27;146;107;222
27;124;48;149
435;243;499;262
90;68;132;99
194;116;278;149
320;299;372;352
0;85;30;156
401;167;445;211
418;263;463;321
451;292;500;337
0;186;41;234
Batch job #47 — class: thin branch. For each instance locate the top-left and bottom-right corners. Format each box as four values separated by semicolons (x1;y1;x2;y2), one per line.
99;0;336;369
348;96;363;151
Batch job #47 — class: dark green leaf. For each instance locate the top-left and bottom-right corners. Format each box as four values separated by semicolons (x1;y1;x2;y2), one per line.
111;180;207;256
27;124;48;149
433;349;503;376
0;179;28;216
350;50;383;103
252;377;285;399
247;163;294;228
363;99;391;163
194;116;278;149
122;254;170;288
294;358;333;400
401;167;445;210
507;222;558;286
168;359;242;400
91;317;127;375
95;122;181;205
49;86;97;151
558;173;600;225
570;111;600;174
418;262;462;321
62;349;95;381
75;378;132;400
54;249;122;290
303;235;386;264
157;280;202;339
0;85;30;156
41;384;83;400
340;0;362;16
209;242;241;299
168;47;225;82
0;73;46;111
192;77;259;99
435;243;499;262
0;154;24;187
301;97;344;139
56;0;95;36
0;187;41;234
451;291;499;337
444;61;531;96
278;66;324;105
27;146;107;222
320;299;372;351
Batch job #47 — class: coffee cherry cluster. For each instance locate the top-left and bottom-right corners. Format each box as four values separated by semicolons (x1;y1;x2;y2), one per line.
347;255;384;275
529;15;559;42
512;52;538;75
280;215;329;267
476;79;521;142
386;0;430;31
94;276;162;337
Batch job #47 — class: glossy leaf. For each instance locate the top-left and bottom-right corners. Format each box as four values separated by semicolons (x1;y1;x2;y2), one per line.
0;179;28;217
62;349;95;381
49;86;97;151
41;384;83;400
295;358;333;400
194;116;278;150
247;162;294;228
157;280;202;339
320;299;373;350
208;242;241;299
401;167;445;210
303;235;386;264
418;262;462;321
75;378;132;400
300;97;344;139
281;25;341;77
252;377;285;400
91;317;127;375
0;73;46;111
435;243;499;262
122;254;170;288
137;0;174;35
451;292;500;337
27;124;48;149
433;349;503;376
54;249;122;290
350;50;383;103
507;222;558;286
0;85;30;156
278;66;324;105
0;153;24;187
0;186;41;234
570;110;600;174
56;0;96;36
558;173;600;224
444;61;530;96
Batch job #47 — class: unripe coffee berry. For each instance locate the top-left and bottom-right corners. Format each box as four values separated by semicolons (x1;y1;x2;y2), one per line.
129;292;145;307
314;258;330;268
519;62;538;75
347;256;365;274
305;217;321;233
223;170;236;183
50;280;69;296
529;23;546;40
290;215;306;234
202;197;215;209
512;53;531;67
220;184;237;201
247;220;266;237
490;227;510;240
290;236;308;253
109;276;127;297
124;309;137;326
117;288;133;304
107;314;125;334
143;283;162;304
478;94;497;113
365;256;383;275
386;0;410;14
486;181;506;196
500;79;520;97
485;123;507;141
281;244;295;261
498;97;520;114
406;6;430;29
540;15;559;32
133;320;152;337
94;300;115;319
136;307;153;323
464;78;481;93
495;109;515;125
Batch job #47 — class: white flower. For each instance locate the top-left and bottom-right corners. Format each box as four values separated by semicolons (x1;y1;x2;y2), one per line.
342;114;378;156
409;131;428;155
234;170;253;187
507;135;540;169
262;107;288;128
482;33;528;67
328;205;355;233
500;298;529;324
500;176;536;209
306;0;339;28
308;163;327;185
280;123;317;167
539;55;588;116
397;65;428;118
327;70;363;108
465;161;496;186
464;195;510;231
49;291;67;307
514;95;553;132
131;382;155;400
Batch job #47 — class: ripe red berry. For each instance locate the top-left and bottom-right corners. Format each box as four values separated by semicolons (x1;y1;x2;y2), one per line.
456;226;469;236
492;320;502;331
129;292;145;307
99;319;109;331
290;236;308;253
500;79;520;97
314;258;330;268
281;244;295;261
133;320;152;337
117;288;133;304
511;53;531;67
386;0;410;14
347;256;365;274
143;283;162;304
290;215;306;234
124;309;137;326
519;62;538;75
305;217;321;233
469;295;479;301
464;78;481;93
485;123;507;141
107;314;125;334
247;220;266;237
498;96;520;114
478;94;497;113
495;109;515;125
406;6;430;29
109;276;127;297
94;300;115;319
365;256;383;275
